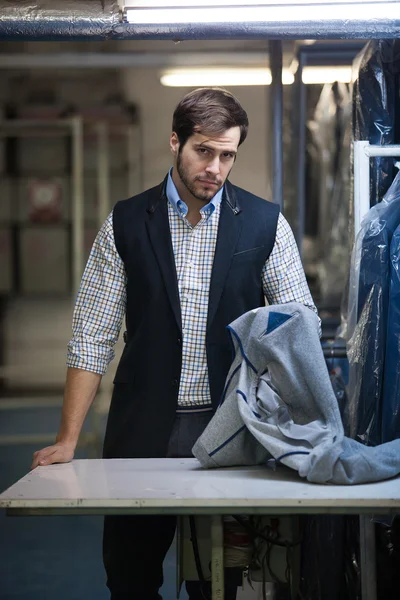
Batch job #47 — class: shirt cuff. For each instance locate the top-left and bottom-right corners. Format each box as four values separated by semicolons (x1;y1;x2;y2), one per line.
67;342;113;375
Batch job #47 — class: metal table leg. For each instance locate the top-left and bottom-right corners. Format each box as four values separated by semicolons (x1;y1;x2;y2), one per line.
359;515;377;600
211;515;224;600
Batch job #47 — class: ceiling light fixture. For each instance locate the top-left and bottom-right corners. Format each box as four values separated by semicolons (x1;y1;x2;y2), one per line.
159;66;352;87
302;66;352;84
124;1;394;25
160;68;295;87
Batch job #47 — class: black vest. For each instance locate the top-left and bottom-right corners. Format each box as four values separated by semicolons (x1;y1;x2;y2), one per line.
103;177;279;458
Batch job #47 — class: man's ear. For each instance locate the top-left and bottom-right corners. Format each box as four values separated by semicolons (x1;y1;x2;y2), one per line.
170;132;180;156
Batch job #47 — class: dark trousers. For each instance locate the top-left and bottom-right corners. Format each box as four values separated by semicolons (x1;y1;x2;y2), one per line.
103;413;240;600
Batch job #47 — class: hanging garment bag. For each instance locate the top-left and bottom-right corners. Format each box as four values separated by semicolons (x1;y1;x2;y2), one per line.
346;170;400;445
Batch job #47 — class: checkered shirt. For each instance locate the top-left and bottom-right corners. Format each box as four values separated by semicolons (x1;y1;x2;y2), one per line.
67;191;319;409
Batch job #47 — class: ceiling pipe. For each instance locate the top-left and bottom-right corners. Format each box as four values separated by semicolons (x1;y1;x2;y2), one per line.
0;51;270;69
0;0;121;41
0;0;399;41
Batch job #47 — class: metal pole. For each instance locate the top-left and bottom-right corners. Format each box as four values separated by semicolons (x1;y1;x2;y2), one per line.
353;141;371;238
138;118;144;193
96;122;110;228
127;124;137;197
354;145;400;239
296;51;306;257
269;40;284;211
211;515;224;600
71;115;85;298
366;144;400;158
0;119;73;128
360;516;377;600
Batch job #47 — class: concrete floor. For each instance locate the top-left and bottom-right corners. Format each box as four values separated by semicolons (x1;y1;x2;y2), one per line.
0;404;185;600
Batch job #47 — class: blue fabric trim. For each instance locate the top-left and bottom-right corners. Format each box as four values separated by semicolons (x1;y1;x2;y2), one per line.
275;450;310;465
265;312;292;335
218;364;241;408
236;390;262;419
226;325;257;373
209;425;247;457
227;324;237;362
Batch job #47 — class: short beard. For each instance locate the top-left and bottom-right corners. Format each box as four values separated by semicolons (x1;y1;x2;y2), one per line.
177;151;218;202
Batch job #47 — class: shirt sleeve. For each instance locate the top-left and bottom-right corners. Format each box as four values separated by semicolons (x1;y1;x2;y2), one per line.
262;213;321;333
67;210;127;374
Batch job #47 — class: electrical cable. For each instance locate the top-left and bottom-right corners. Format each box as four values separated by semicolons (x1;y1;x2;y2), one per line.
190;515;300;599
233;515;303;599
233;515;301;548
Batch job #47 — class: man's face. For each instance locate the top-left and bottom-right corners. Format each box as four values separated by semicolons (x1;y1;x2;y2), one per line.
170;127;241;203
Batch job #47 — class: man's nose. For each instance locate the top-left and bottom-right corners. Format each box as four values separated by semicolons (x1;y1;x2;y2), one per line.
205;157;220;175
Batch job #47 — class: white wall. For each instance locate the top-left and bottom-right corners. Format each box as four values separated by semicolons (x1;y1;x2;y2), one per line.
3;298;123;393
2;66;273;393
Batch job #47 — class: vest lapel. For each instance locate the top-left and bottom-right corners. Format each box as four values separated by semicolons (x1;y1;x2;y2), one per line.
207;182;243;330
145;182;182;332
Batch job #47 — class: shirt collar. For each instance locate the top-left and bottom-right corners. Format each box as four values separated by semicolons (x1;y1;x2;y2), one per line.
166;168;223;218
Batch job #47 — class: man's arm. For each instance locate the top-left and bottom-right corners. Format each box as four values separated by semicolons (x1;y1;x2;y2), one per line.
31;211;127;468
31;368;101;469
262;213;321;330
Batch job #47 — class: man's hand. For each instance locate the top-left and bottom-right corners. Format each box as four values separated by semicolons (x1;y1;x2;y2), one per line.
31;442;75;470
30;368;101;470
30;368;102;470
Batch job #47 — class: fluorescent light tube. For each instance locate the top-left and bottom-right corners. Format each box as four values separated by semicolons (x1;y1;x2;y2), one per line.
302;66;352;84
125;2;395;24
125;0;388;7
160;68;294;87
160;67;352;87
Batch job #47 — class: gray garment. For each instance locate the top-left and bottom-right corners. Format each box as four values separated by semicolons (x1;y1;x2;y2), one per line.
192;303;400;485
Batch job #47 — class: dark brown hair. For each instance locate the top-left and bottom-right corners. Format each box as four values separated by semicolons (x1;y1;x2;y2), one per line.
172;87;249;149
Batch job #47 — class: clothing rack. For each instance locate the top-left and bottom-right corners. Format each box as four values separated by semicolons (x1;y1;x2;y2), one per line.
354;142;400;236
351;141;400;600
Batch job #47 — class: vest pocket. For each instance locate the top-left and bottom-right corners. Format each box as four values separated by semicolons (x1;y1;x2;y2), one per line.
230;245;268;270
233;245;265;257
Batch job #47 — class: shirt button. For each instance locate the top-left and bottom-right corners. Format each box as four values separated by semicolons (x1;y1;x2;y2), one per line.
177;338;182;345
172;379;179;387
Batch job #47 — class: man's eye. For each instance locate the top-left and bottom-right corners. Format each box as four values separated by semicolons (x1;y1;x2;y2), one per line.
223;153;234;159
198;148;208;154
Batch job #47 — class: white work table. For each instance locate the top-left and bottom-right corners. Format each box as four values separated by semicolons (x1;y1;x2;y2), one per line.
1;458;399;600
1;458;400;515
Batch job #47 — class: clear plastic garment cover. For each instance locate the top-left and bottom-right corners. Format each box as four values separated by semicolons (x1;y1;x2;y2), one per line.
381;221;400;442
352;40;400;206
308;81;351;306
344;39;400;446
345;169;400;446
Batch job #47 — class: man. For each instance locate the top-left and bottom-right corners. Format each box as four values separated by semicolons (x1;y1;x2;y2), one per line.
32;88;318;599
